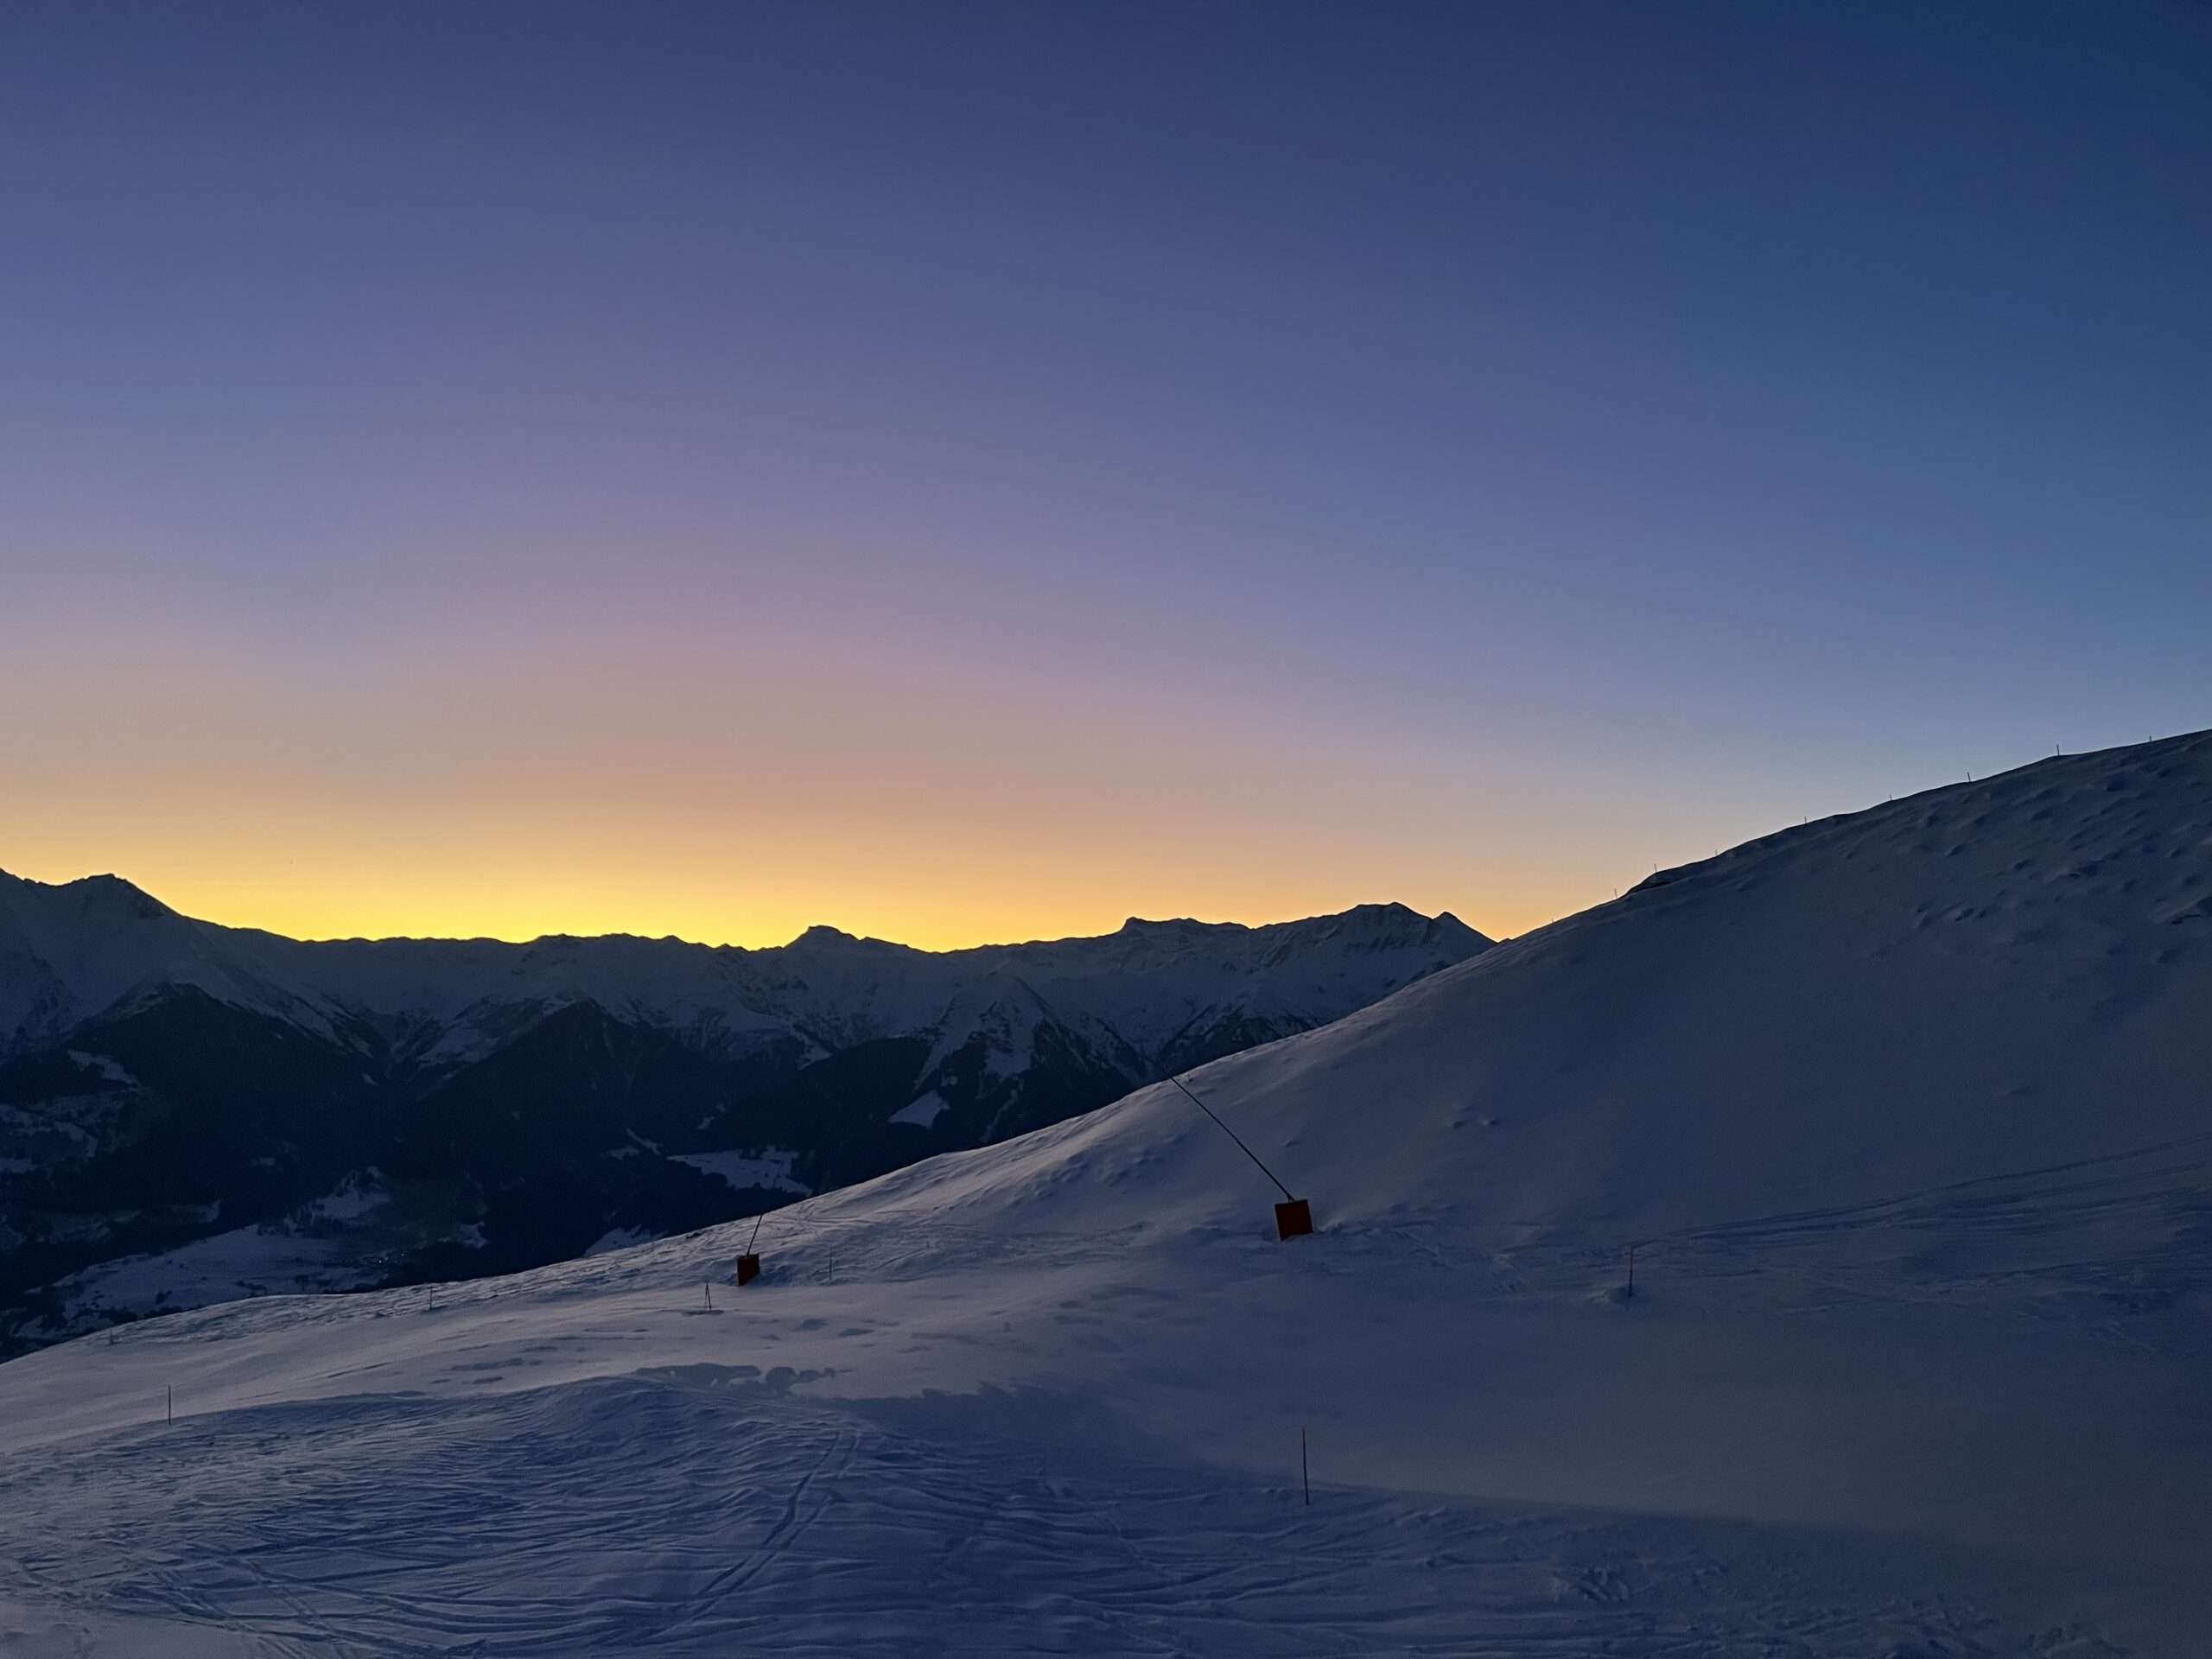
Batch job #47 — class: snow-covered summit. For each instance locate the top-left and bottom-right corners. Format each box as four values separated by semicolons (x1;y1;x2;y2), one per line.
0;875;1487;1069
0;868;327;1051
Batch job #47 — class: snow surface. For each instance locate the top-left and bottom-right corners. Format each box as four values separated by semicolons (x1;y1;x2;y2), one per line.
3;734;2209;1654
582;1226;659;1258
671;1147;811;1196
25;1174;483;1336
890;1090;950;1128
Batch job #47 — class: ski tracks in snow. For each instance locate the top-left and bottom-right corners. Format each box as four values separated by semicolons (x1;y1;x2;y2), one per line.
0;1367;2127;1658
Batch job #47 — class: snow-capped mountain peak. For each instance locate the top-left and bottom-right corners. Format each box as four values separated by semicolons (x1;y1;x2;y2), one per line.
0;883;1487;1351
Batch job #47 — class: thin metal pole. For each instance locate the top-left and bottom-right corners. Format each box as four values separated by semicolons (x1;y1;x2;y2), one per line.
1162;1072;1294;1201
747;1209;766;1254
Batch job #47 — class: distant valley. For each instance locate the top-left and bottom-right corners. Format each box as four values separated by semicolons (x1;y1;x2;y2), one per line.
0;875;1486;1353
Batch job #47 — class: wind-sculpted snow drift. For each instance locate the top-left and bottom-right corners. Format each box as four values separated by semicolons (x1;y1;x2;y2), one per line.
3;732;2209;1655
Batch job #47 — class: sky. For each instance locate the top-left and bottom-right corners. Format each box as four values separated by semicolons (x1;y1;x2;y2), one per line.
3;2;2207;950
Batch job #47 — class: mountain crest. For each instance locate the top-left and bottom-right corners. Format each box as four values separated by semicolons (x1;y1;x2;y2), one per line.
0;885;1488;1351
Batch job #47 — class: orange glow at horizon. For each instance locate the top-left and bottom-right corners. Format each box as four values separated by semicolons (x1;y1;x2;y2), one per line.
0;813;1599;953
0;854;1566;952
0;586;1700;954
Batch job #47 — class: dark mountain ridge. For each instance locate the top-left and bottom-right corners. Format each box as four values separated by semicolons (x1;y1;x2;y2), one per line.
0;874;1487;1353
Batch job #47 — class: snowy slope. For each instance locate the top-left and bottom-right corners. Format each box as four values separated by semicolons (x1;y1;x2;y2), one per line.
2;734;2208;1653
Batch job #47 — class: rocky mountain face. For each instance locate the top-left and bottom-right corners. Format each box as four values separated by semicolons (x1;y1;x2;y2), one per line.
0;874;1487;1352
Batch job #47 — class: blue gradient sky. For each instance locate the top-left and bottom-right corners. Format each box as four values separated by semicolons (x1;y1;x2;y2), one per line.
3;3;2208;946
